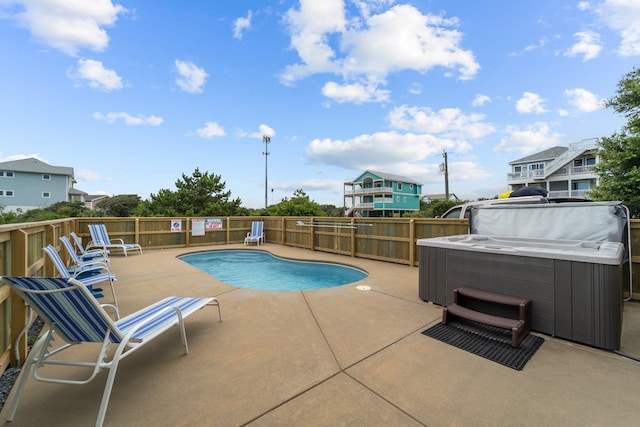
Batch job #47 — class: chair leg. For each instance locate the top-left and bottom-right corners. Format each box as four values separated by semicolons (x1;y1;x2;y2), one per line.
6;332;50;421
208;298;222;321
96;358;122;427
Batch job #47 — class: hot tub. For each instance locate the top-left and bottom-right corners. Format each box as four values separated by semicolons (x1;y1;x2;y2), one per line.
418;234;625;350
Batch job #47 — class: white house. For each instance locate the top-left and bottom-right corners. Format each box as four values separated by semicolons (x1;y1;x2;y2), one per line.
507;139;598;198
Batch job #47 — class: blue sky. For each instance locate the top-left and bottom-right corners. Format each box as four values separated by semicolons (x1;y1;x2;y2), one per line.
1;1;638;208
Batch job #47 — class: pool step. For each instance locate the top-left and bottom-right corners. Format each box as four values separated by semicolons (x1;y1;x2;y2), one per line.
442;287;531;347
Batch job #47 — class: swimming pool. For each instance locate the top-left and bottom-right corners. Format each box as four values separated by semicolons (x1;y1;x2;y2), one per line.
178;250;368;291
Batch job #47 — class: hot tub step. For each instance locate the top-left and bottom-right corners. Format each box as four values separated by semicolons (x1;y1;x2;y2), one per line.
442;287;531;347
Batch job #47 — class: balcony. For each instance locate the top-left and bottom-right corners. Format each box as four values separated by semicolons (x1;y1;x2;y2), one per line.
547;189;591;198
507;165;596;183
344;186;394;196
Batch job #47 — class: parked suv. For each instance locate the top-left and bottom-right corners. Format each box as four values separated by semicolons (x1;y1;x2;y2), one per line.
438;196;549;219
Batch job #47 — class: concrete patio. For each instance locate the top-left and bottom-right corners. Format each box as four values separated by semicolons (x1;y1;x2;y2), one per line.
2;244;640;426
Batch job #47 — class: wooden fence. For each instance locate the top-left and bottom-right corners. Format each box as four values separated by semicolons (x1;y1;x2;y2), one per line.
1;216;639;369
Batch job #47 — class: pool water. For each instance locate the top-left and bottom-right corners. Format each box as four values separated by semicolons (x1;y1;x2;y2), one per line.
178;250;368;291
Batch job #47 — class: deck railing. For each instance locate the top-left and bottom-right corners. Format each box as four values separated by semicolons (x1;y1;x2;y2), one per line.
1;216;639;368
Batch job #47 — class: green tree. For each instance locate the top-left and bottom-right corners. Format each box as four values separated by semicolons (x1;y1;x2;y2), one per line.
320;204;344;217
96;194;141;217
144;168;243;216
266;189;326;216
0;201;90;224
591;68;640;216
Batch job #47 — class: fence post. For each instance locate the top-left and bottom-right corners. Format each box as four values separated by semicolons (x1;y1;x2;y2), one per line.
350;218;356;257
9;229;28;366
409;219;415;266
309;217;315;251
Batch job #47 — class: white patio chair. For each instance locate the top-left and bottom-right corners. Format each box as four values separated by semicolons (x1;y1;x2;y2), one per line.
0;276;221;427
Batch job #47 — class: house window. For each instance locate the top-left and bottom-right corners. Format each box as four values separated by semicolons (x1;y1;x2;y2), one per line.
0;171;14;178
586;157;596;165
403;196;407;203
410;184;414;189
572;181;591;190
42;191;51;198
397;182;403;190
396;196;400;202
42;174;51;180
1;190;14;197
514;165;522;172
529;163;544;171
573;159;583;167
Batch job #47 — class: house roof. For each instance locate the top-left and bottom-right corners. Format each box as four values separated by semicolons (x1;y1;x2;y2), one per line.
508;146;568;165
0;157;74;178
348;170;421;185
68;188;88;196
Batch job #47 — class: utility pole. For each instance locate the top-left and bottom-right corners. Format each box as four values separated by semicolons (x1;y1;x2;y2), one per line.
263;135;271;209
440;150;449;200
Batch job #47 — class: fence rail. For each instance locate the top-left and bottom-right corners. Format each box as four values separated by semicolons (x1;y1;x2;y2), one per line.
1;216;639;368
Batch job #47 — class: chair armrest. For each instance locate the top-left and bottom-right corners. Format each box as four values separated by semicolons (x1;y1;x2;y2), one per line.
100;303;120;320
71;265;105;278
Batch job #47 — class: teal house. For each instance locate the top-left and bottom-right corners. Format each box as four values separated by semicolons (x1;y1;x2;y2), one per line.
344;171;422;217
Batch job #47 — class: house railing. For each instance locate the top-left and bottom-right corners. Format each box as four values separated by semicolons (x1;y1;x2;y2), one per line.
344;187;393;195
507;169;546;180
1;216;639;367
547;190;591;198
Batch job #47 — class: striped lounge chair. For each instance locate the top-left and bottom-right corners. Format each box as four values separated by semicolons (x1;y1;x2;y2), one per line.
243;221;264;246
0;276;222;427
87;224;143;257
70;231;109;260
42;244;118;307
60;235;110;266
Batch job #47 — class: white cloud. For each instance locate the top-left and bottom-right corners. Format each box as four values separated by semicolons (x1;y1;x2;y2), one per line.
246;124;275;139
408;83;422;95
303;131;491;188
563;88;602;112
175;60;208;93
516;92;547;114
233;10;252;39
1;0;125;56
71;59;123;91
578;2;591;12
596;0;640;56
322;81;390;103
524;37;549;52
0;153;44;162
281;2;479;103
564;31;602;60
494;122;562;154
387;105;495;139
194;122;226;139
472;94;491;107
304;130;467;171
93;112;163;126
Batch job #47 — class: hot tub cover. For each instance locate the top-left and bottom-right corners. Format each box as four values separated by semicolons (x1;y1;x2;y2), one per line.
469;201;627;243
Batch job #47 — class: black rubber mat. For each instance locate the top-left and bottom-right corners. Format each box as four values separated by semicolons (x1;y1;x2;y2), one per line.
422;320;544;371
